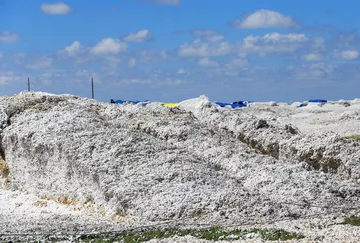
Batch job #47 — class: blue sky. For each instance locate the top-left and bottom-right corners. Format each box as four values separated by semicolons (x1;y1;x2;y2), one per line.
1;0;360;103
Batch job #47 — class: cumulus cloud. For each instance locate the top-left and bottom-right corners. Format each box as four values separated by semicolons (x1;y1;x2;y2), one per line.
197;57;219;67
123;30;152;42
303;53;324;61
335;50;359;60
241;32;308;54
0;31;19;44
178;39;232;57
90;38;127;55
40;2;71;15
64;41;80;56
150;0;180;5
233;9;296;29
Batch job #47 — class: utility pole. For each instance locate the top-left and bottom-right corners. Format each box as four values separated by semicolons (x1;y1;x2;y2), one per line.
91;77;94;99
27;77;30;91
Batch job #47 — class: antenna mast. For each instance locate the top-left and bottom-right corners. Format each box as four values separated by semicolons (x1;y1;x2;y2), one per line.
91;77;94;99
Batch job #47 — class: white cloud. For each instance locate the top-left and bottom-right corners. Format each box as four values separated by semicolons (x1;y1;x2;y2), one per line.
226;58;248;69
309;62;335;77
0;76;11;85
191;29;218;36
0;72;23;85
311;37;326;51
198;57;219;67
151;0;180;5
233;9;296;29
237;52;248;58
177;68;186;74
303;53;324;61
90;38;127;55
128;57;137;68
336;50;359;60
40;2;71;15
123;30;152;42
178;39;232;57
241;32;308;54
122;78;151;84
25;56;53;69
191;29;224;42
0;31;19;44
205;35;224;43
40;72;52;78
64;41;80;56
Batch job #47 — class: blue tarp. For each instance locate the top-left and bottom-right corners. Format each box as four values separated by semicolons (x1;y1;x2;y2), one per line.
113;100;150;104
308;99;327;103
215;102;229;107
215;101;247;108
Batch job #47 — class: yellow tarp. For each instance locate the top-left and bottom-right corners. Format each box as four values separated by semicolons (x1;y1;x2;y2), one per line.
162;103;179;107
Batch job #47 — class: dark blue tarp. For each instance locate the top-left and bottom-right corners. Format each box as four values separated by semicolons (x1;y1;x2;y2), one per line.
231;103;247;108
114;100;125;104
232;101;244;105
114;100;150;104
308;99;327;103
215;102;247;108
215;102;228;107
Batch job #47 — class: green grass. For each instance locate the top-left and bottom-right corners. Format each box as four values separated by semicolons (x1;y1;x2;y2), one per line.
79;227;305;242
342;215;360;226
344;135;360;141
257;228;305;241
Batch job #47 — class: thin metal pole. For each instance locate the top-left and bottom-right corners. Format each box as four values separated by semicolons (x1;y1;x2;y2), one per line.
28;77;30;91
91;77;94;99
